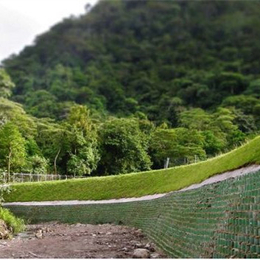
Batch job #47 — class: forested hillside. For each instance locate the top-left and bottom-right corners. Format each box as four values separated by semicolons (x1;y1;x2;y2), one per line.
1;0;260;176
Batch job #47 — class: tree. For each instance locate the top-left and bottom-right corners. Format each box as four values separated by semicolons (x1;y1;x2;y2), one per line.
0;98;36;138
212;107;245;148
222;95;260;114
29;155;49;174
35;118;70;175
149;127;206;168
179;108;212;131
0;122;26;181
244;79;260;98
65;105;100;176
0;69;15;98
98;118;152;175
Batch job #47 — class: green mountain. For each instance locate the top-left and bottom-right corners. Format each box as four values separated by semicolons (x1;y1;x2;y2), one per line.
3;0;260;126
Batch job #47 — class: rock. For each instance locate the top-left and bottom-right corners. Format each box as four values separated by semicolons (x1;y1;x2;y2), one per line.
151;253;160;258
134;229;144;238
135;243;144;248
75;223;82;227
133;248;150;258
0;220;10;239
35;229;43;239
145;243;155;252
106;232;112;235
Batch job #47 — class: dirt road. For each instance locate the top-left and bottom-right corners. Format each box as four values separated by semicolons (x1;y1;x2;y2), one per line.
0;223;166;258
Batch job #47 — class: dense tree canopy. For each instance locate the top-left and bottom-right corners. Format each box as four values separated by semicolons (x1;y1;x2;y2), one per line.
98;118;151;175
3;0;260;126
0;0;260;177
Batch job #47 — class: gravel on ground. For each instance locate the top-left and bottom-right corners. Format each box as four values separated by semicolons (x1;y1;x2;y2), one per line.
0;222;166;258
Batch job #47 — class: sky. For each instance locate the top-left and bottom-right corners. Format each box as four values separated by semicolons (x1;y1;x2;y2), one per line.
0;0;99;63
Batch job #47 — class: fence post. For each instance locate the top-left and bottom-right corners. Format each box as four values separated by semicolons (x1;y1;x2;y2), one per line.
164;157;170;169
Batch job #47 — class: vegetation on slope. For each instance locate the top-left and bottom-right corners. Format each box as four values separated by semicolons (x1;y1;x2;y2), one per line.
0;185;24;235
0;208;25;235
0;67;256;178
3;0;260;124
1;0;260;177
4;135;260;202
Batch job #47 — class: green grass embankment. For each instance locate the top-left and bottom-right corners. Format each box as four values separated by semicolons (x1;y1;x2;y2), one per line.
5;136;260;202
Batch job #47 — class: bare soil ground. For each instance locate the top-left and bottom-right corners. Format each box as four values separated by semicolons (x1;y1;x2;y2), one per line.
0;222;166;258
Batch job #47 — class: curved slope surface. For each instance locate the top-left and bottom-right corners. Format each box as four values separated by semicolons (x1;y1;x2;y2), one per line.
5;168;260;258
4;136;260;202
4;164;260;206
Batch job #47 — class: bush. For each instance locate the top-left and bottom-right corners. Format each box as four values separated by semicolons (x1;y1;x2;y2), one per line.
0;207;25;234
1;177;25;236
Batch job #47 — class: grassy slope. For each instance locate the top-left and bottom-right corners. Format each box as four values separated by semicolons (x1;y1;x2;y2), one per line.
5;136;260;202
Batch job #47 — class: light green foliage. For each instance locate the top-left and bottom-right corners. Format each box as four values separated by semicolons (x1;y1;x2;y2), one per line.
201;130;224;155
0;69;15;98
0;122;27;178
179;107;245;153
66;105;100;175
28;155;49;174
35;118;70;174
0;183;10;204
98;118;152;175
213;107;245;148
34;106;100;176
149;127;206;168
0;98;36;138
67;151;92;176
179;108;211;131
67;105;96;136
0;207;25;234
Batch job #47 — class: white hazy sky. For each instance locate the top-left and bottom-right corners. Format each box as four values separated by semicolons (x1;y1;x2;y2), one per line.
0;0;99;63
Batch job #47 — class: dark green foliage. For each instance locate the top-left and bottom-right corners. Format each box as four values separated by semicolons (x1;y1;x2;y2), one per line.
149;127;206;168
97;118;151;175
3;0;260;125
1;0;260;176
